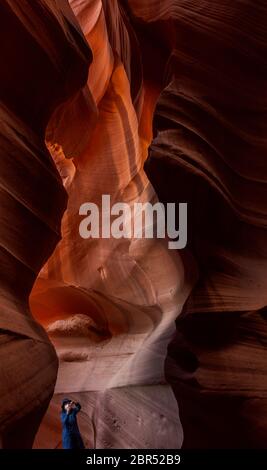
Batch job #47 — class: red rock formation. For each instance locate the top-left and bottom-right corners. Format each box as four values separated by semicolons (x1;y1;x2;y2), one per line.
1;0;267;450
30;0;196;449
125;0;267;448
0;0;91;448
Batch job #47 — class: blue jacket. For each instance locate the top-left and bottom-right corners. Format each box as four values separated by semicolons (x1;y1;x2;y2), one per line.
61;403;85;449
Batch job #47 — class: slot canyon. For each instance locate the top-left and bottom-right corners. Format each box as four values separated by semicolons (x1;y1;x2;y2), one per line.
0;0;267;449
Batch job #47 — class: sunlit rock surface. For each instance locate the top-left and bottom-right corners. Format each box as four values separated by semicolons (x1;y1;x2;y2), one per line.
30;0;196;449
1;0;267;450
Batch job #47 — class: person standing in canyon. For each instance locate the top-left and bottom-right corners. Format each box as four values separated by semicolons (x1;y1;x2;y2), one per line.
61;399;85;449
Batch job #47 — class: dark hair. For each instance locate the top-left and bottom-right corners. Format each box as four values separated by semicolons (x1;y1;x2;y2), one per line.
61;398;71;411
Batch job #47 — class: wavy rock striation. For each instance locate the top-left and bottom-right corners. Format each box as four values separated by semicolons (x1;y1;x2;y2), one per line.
0;0;91;448
2;0;266;450
30;0;196;449
126;0;267;448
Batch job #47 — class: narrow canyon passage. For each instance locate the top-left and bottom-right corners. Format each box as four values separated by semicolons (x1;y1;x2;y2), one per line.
0;0;267;450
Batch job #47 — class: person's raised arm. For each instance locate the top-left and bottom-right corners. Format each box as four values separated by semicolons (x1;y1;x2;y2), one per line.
73;402;81;414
